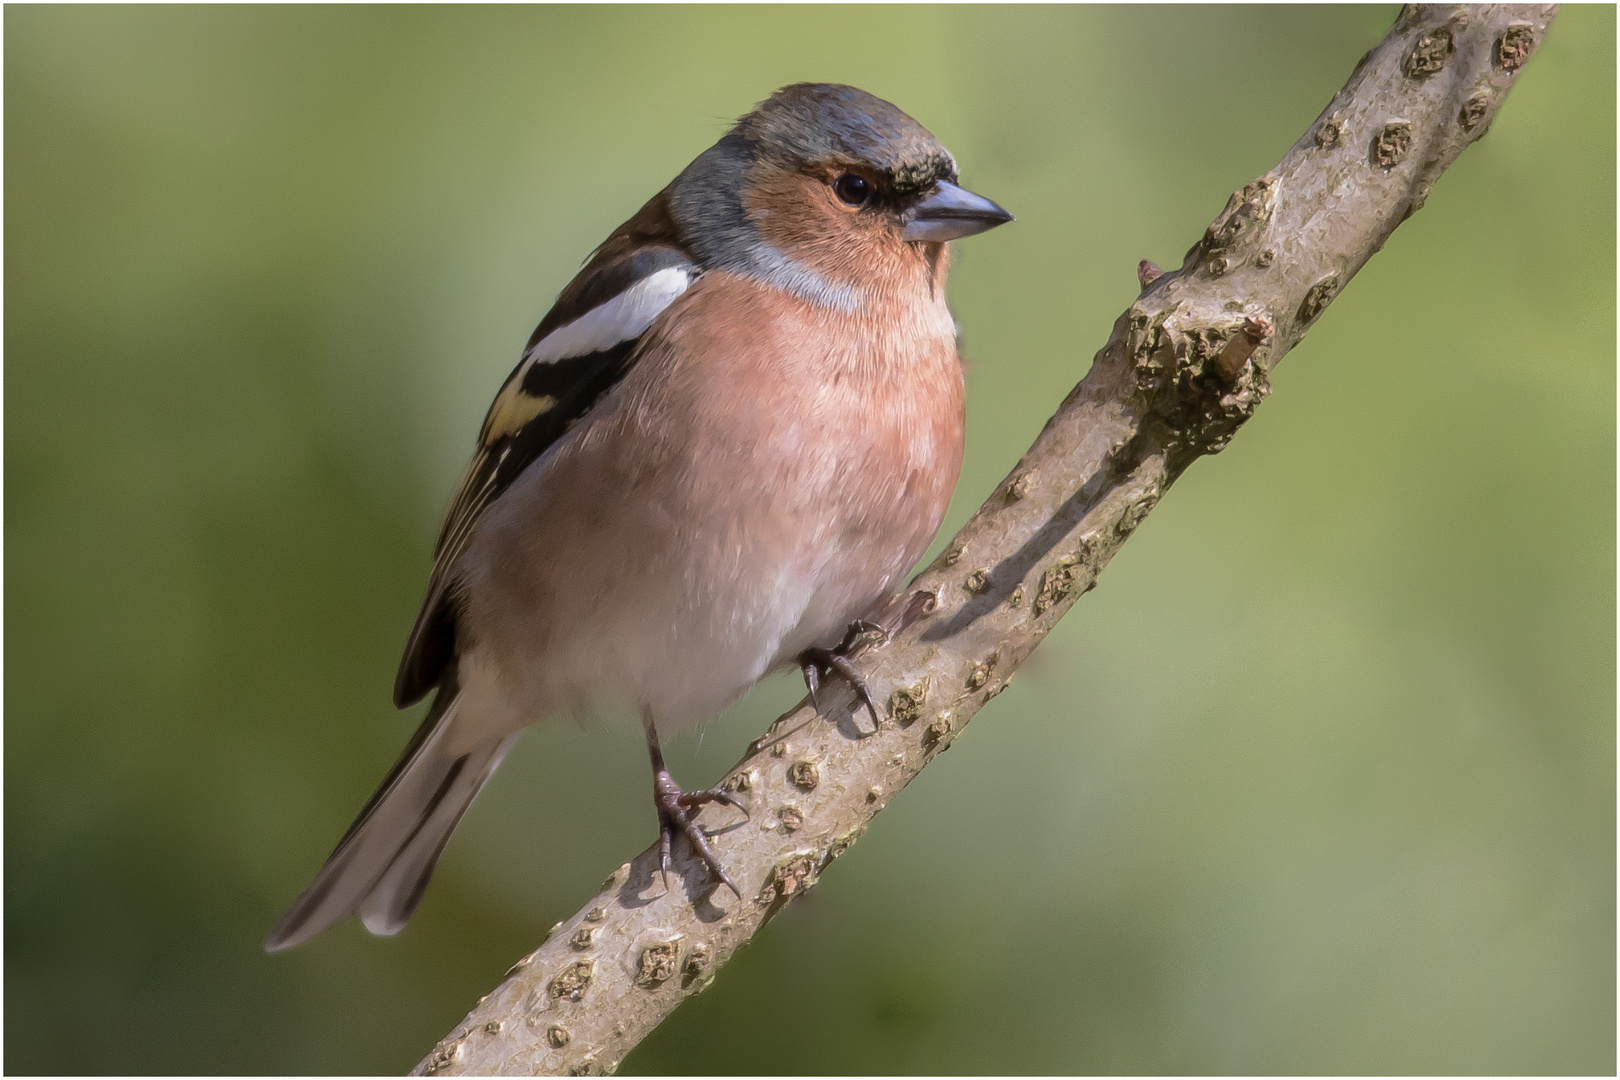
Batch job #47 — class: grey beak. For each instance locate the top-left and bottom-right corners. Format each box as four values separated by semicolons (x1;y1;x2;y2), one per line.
902;180;1014;242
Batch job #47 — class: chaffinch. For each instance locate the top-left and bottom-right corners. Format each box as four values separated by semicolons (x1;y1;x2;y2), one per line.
266;83;1011;951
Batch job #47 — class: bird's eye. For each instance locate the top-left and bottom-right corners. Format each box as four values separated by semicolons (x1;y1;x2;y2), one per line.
833;173;871;207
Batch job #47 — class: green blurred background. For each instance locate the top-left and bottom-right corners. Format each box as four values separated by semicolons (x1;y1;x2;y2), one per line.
6;4;1613;1074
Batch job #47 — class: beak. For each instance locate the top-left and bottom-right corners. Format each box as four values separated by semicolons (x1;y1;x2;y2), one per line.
901;180;1014;242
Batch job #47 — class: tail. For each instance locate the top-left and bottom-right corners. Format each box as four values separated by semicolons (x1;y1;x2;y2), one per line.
265;680;517;952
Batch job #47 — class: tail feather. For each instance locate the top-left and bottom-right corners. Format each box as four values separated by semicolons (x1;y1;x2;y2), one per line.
356;732;517;936
264;684;514;952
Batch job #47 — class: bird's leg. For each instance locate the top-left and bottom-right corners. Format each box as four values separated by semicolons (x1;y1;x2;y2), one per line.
642;710;746;900
797;619;887;730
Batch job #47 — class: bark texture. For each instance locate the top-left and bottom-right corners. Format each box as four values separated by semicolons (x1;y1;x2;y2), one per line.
415;6;1556;1074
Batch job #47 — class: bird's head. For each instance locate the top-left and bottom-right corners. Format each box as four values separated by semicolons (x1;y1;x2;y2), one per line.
667;83;1012;308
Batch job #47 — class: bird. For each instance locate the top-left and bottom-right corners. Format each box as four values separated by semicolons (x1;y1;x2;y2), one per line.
265;82;1012;951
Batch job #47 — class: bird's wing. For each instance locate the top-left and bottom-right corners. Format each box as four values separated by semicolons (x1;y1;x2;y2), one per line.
394;190;697;706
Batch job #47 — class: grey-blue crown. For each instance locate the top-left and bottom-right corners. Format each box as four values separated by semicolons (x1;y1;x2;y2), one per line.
739;83;958;196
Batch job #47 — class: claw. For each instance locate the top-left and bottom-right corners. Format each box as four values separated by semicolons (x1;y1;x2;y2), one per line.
801;661;822;711
796;618;886;731
652;779;746;900
657;816;674;896
842;619;887;650
677;787;750;820
825;651;880;726
644;712;747;900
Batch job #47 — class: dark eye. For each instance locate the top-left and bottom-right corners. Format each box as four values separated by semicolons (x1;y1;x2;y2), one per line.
833;173;871;207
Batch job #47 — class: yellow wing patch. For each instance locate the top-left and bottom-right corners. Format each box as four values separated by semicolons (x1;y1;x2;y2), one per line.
480;382;558;446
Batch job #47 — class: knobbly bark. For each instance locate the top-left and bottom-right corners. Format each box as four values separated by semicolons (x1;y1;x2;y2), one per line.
415;6;1556;1074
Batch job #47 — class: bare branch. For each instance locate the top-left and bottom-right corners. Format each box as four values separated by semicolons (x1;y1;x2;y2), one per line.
415;6;1557;1074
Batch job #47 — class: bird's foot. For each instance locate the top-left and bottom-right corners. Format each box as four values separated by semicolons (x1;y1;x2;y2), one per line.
651;769;748;900
798;619;887;729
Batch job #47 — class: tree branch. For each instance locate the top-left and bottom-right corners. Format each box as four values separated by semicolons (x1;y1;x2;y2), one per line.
415;6;1556;1074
